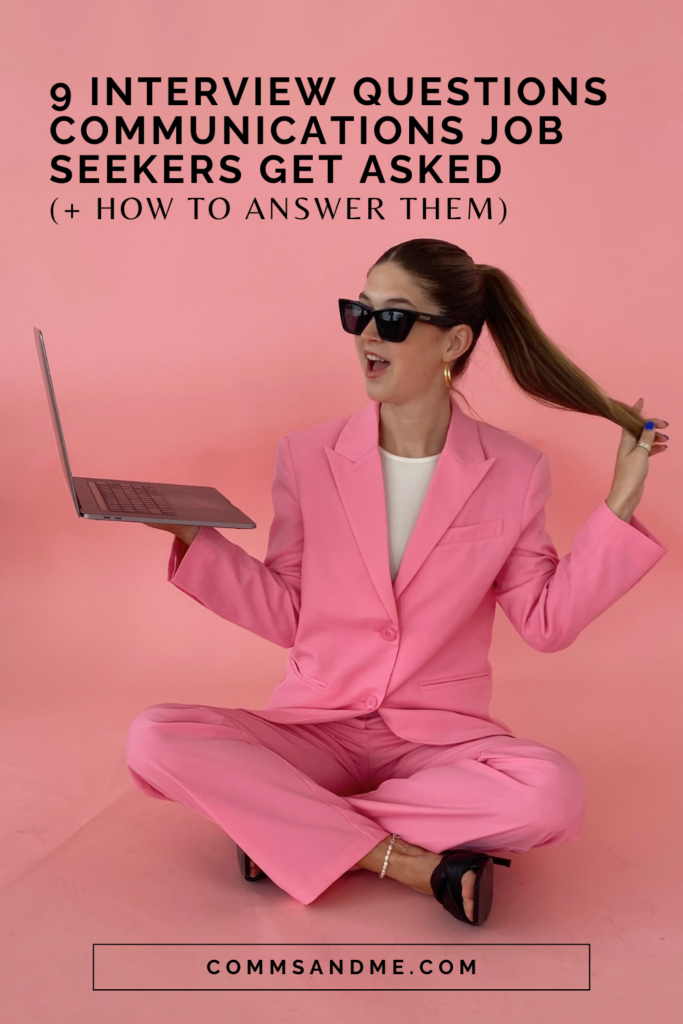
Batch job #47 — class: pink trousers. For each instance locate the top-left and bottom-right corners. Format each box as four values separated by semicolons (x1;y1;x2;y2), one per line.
125;703;586;905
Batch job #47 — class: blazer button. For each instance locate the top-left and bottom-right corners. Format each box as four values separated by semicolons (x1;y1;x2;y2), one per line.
380;626;398;641
365;696;378;710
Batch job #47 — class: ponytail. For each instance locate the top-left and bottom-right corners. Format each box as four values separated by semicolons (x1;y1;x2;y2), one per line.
372;238;647;441
476;263;645;440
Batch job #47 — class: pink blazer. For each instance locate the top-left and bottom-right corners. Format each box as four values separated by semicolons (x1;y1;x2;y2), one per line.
167;392;667;744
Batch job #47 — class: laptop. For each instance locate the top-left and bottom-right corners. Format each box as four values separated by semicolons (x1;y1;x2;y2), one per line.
34;327;257;529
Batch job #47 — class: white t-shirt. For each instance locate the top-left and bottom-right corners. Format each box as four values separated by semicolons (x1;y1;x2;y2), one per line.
378;446;441;582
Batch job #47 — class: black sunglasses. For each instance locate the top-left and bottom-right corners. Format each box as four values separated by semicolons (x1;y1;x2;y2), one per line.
338;299;458;343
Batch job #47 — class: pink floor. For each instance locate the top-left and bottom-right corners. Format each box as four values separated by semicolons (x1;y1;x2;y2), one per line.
2;731;682;1023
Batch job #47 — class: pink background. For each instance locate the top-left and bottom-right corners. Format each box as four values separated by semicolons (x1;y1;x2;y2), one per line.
1;1;681;1021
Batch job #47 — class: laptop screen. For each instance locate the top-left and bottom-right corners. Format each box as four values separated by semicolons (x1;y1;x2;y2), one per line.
33;328;80;512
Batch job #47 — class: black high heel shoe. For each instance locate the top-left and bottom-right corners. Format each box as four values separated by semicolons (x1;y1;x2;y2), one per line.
430;849;511;926
236;844;267;882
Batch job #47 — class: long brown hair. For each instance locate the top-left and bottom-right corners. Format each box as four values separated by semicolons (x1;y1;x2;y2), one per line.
370;237;645;440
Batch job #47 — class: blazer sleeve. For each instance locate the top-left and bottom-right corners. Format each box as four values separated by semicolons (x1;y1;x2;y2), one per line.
165;434;304;648
493;451;667;652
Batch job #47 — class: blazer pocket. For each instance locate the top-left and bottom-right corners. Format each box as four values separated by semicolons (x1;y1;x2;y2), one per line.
289;655;329;691
438;518;503;544
419;670;491;690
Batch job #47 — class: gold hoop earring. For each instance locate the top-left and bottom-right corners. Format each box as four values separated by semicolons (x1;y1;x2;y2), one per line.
443;361;452;389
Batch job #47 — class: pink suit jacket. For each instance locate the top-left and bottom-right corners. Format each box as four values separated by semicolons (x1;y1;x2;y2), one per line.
167;392;667;744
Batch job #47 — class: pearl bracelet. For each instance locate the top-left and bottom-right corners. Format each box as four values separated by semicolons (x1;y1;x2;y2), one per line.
379;834;409;879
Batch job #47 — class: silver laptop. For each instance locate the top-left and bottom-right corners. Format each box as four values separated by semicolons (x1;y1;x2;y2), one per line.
34;327;256;529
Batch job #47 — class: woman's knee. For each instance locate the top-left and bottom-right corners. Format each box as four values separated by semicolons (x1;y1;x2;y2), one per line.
126;704;217;771
126;705;169;775
524;753;586;843
125;703;245;775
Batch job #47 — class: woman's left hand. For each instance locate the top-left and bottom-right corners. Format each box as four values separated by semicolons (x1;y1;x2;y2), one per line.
606;398;669;522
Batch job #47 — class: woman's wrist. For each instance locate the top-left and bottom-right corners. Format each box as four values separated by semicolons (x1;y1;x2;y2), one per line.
172;526;199;566
169;525;200;548
605;495;635;523
178;525;200;546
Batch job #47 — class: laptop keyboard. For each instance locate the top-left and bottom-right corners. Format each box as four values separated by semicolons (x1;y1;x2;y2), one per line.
95;480;177;516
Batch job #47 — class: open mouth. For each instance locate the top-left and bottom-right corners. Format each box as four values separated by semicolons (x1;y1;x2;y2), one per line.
366;354;391;377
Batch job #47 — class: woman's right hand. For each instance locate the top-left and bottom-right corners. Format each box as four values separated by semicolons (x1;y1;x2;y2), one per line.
142;522;200;547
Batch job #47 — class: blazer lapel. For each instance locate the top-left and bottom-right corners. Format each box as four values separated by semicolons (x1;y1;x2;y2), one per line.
325;392;496;620
392;402;496;600
325;401;398;624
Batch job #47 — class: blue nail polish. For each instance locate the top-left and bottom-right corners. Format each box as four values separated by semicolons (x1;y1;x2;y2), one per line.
645;420;654;430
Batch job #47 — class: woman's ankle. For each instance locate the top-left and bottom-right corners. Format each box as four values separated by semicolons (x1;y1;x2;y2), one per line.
387;847;441;891
356;836;440;885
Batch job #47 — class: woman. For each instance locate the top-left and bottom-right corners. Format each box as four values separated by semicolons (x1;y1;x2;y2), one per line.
126;238;668;926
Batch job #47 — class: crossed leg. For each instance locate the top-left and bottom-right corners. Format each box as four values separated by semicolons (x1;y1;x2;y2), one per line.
126;704;586;907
